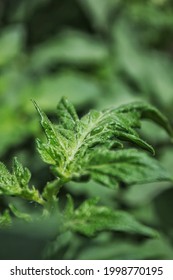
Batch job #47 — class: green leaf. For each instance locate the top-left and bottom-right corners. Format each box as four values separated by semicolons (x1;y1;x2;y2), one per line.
42;179;61;202
85;148;171;189
114;19;173;108
64;194;75;219
0;158;44;205
25;72;101;113
0;210;11;227
78;237;173;260
29;30;108;71
42;180;61;214
56;97;79;130
9;204;32;222
116;102;173;138
64;197;158;237
13;157;31;186
35;98;172;189
0;26;24;67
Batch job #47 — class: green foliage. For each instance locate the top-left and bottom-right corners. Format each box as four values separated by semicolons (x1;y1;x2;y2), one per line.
9;204;32;222
0;25;24;67
34;98;172;189
0;158;44;205
64;196;157;237
30;30;108;71
0;98;172;260
1;0;173;260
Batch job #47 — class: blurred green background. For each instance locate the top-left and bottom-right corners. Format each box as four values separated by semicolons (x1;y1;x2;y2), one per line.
0;0;173;259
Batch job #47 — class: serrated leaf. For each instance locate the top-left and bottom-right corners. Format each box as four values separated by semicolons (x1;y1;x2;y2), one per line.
116;102;173;137
56;97;79;130
13;157;31;186
86;148;171;189
33;100;68;164
0;158;44;205
65;198;157;237
35;98;172;189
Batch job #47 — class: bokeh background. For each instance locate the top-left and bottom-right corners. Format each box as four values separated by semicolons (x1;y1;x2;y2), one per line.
0;0;173;259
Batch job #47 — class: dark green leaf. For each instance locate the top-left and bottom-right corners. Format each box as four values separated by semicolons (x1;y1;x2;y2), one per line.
65;198;158;237
35;98;172;189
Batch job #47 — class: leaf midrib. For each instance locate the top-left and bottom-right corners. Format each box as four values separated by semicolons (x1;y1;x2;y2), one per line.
62;111;109;172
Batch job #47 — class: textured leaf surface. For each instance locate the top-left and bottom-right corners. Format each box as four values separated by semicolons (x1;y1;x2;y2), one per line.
64;197;157;237
35;98;172;189
116;102;173;137
0;158;44;205
85;148;171;189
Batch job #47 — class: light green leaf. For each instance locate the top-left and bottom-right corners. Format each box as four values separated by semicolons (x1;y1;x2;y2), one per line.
30;30;108;71
42;179;61;208
64;194;74;218
56;97;79;130
0;210;11;227
24;72;101;113
0;158;44;205
9;204;32;222
13;157;31;186
0;26;25;67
